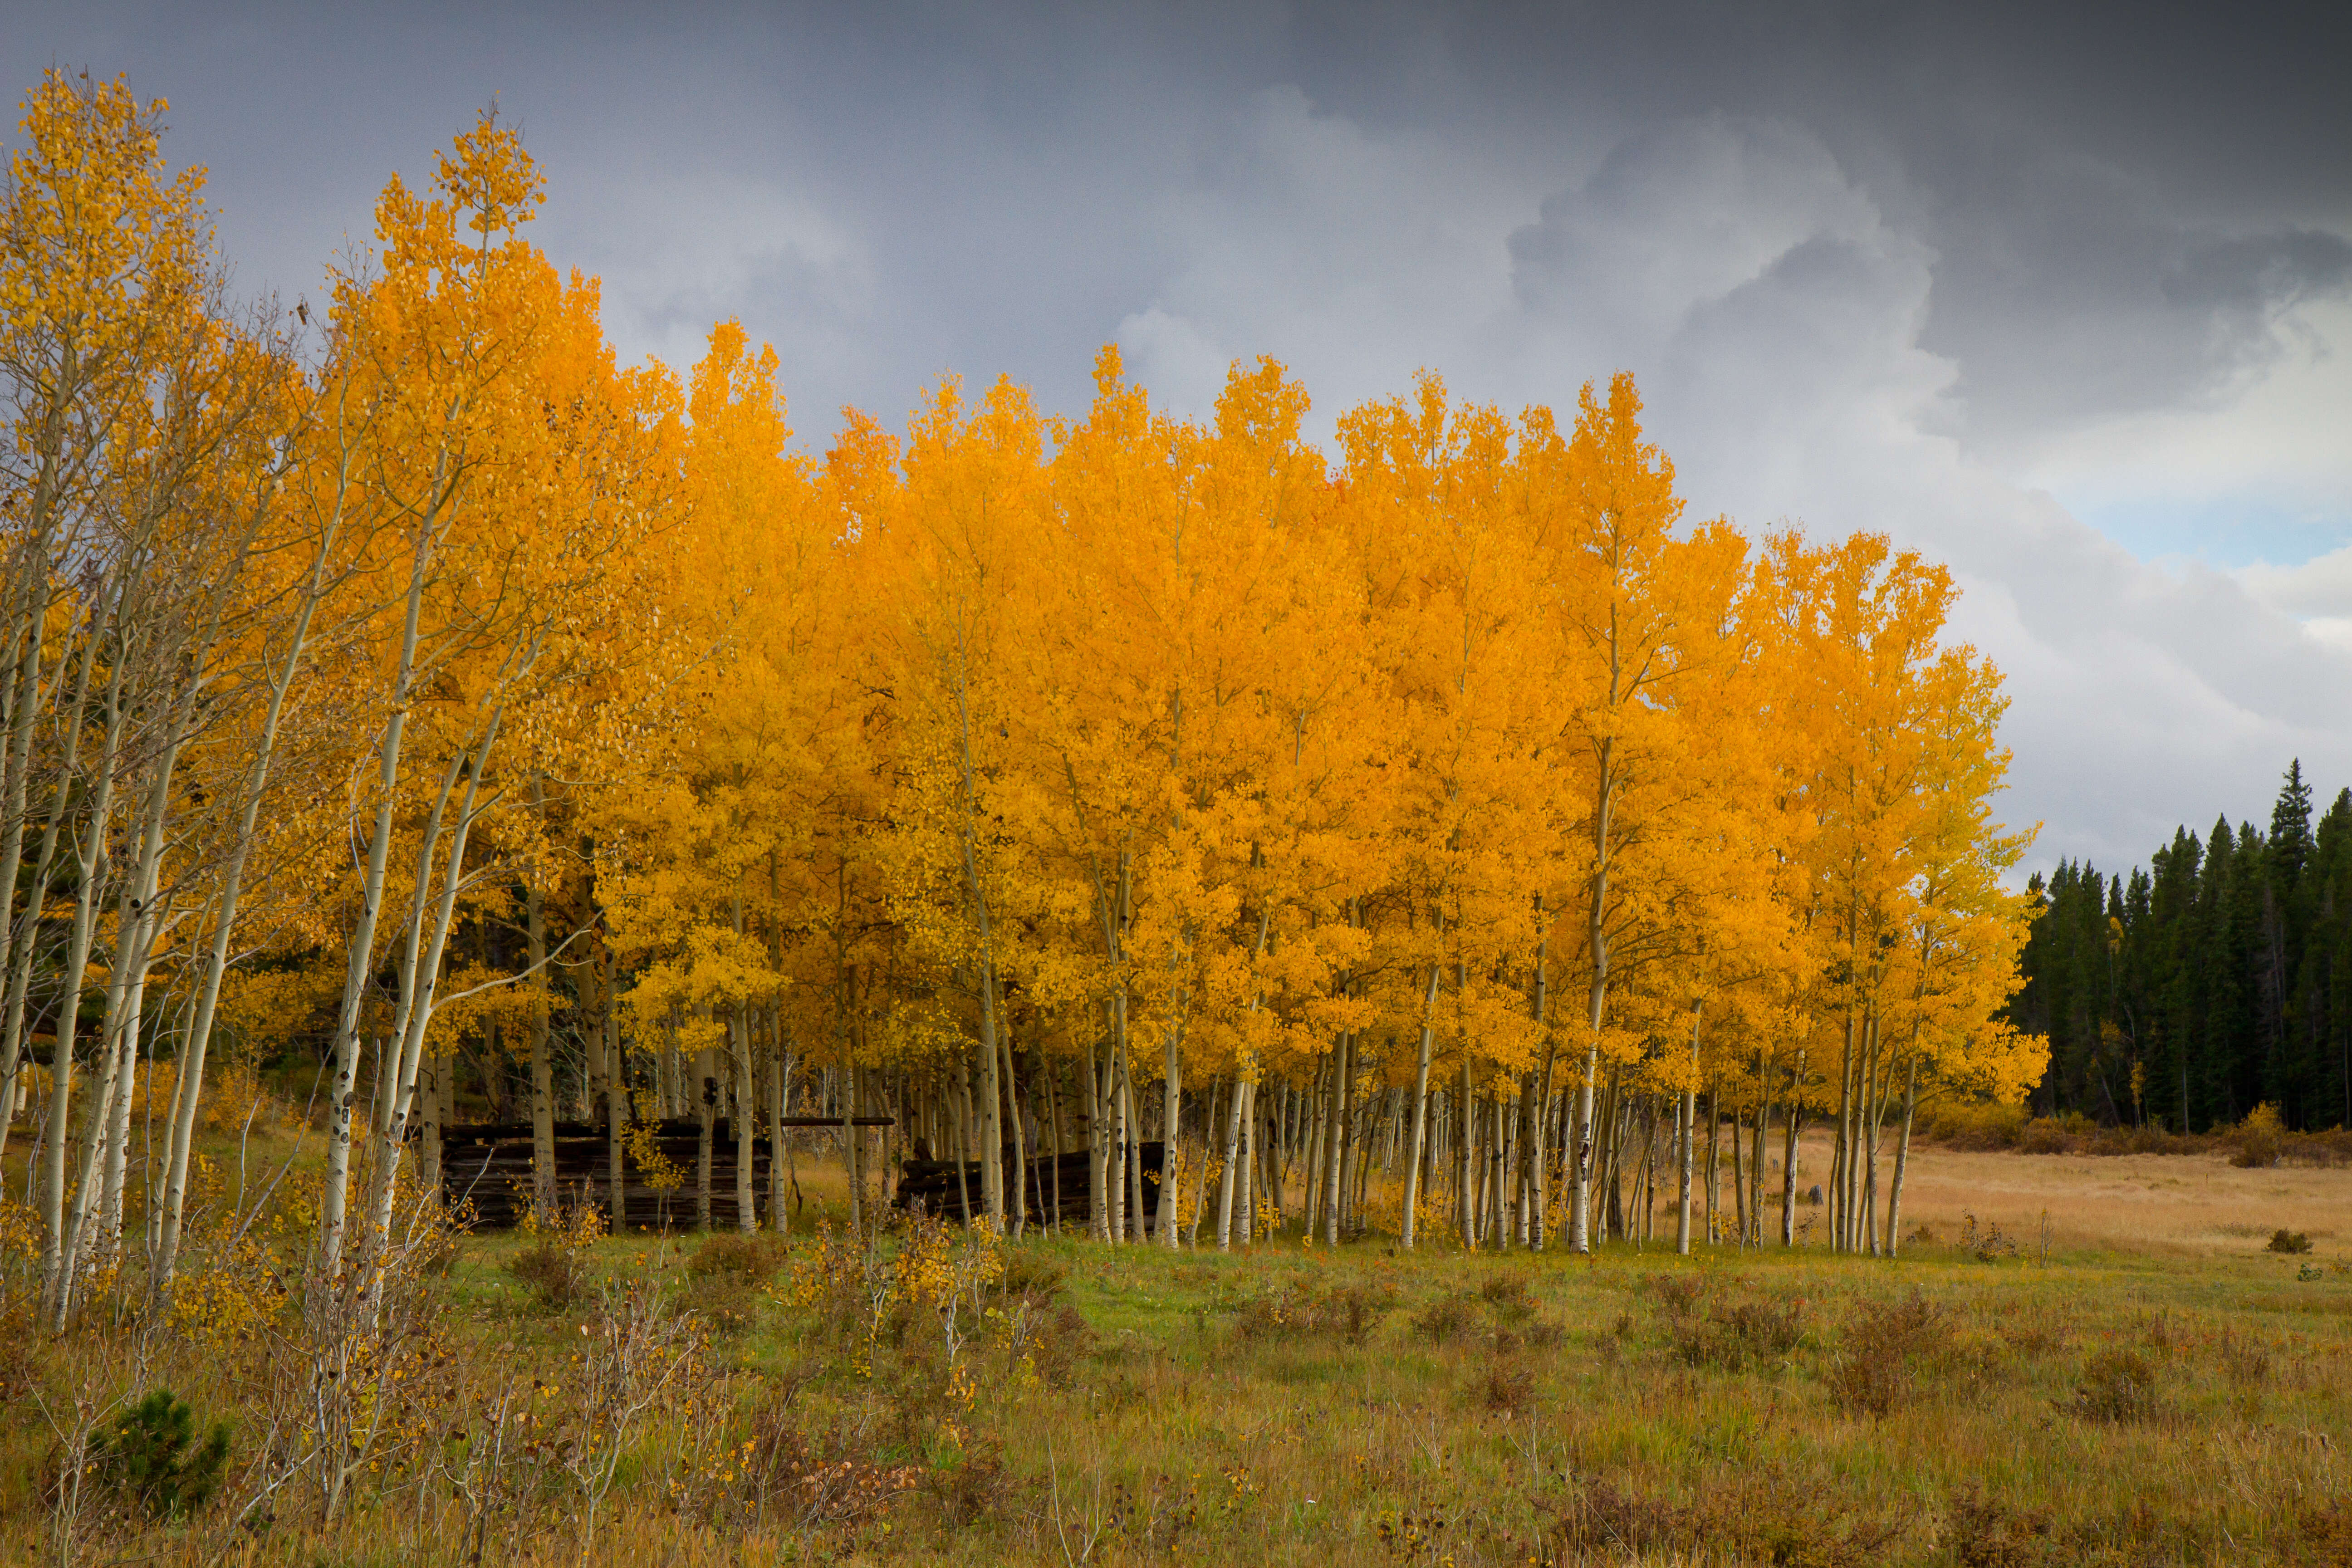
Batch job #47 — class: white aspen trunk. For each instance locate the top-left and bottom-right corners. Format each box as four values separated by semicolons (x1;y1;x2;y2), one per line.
1236;1078;1257;1245
1885;1055;1918;1257
1401;960;1442;1250
34;700;121;1323
1215;1072;1244;1250
1779;1054;1805;1246
1104;1044;1125;1243
1705;1089;1721;1244
353;714;503;1303
316;589;425;1272
1159;1018;1184;1250
1001;1034;1027;1237
1675;1085;1695;1256
155;485;345;1284
527;782;554;1227
0;582;107;1171
318;1031;363;1278
1088;1029;1108;1240
1322;1037;1350;1248
95;971;148;1262
1860;1005;1884;1255
731;1005;755;1233
607;1005;628;1230
1459;1059;1477;1249
696;1041;715;1230
1676;1001;1703;1257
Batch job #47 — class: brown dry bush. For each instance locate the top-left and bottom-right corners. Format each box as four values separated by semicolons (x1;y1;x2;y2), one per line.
1003;1297;1095;1388
2064;1349;2165;1425
1649;1271;1706;1319
1670;1293;1806;1372
1827;1290;1950;1418
1410;1293;1475;1346
1947;1488;2203;1568
993;1249;1067;1302
1992;1304;2071;1359
684;1274;764;1338
1237;1281;1396;1345
2268;1228;2315;1254
508;1241;589;1309
1553;1470;1911;1568
1476;1361;1534;1417
1478;1273;1534;1323
922;1432;1013;1529
689;1230;791;1282
735;1383;921;1532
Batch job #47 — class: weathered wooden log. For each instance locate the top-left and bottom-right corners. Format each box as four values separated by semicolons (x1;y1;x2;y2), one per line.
435;1117;892;1231
893;1142;1161;1225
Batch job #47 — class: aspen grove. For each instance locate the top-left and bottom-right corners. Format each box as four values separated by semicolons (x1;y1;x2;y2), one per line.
0;78;2049;1335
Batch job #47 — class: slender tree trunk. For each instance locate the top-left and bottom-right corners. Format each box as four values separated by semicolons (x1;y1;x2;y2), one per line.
731;1006;755;1233
1885;1054;1917;1257
1401;962;1442;1249
318;1032;363;1278
1216;1072;1245;1250
528;785;555;1228
1779;1055;1805;1246
1458;1059;1477;1249
1237;1078;1256;1245
696;1043;714;1230
1001;1035;1027;1237
1323;1037;1351;1248
781;1044;799;1241
1676;1001;1703;1256
34;735;118;1323
1121;1049;1145;1240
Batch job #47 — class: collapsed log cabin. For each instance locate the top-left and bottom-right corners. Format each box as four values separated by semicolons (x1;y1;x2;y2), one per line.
436;1117;891;1230
893;1141;1163;1226
437;1119;1155;1233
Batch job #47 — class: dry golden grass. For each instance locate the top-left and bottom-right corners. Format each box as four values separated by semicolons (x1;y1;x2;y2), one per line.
7;1133;2352;1566
1792;1131;2352;1257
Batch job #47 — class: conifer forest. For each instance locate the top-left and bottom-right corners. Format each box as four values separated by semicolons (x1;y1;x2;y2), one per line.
2012;761;2352;1134
3;71;2348;1568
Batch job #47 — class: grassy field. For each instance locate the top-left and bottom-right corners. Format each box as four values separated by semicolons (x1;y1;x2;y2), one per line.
5;1134;2350;1567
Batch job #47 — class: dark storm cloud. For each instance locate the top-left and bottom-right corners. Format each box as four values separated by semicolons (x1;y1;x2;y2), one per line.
3;0;2349;872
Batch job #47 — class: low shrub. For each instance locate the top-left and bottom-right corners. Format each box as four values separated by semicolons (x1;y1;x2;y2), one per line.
684;1271;765;1337
689;1230;791;1282
1477;1360;1534;1416
2266;1228;2313;1254
1005;1298;1095;1387
1671;1294;1805;1372
2064;1349;2163;1425
508;1241;589;1308
735;1384;921;1531
1553;1470;1911;1567
1478;1273;1534;1323
1237;1282;1395;1345
1410;1294;1475;1347
994;1248;1067;1302
1827;1291;1950;1418
1945;1487;2063;1568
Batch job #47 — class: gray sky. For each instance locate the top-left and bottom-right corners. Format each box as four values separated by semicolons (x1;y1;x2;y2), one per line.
9;1;2349;876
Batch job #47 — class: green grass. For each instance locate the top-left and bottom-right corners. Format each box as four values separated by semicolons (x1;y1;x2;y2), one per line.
6;1152;2351;1565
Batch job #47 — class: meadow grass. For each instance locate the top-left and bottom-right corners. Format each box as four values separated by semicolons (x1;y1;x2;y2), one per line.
5;1139;2349;1566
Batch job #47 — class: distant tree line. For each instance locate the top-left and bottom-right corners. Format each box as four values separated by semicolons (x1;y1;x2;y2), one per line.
2012;761;2352;1132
